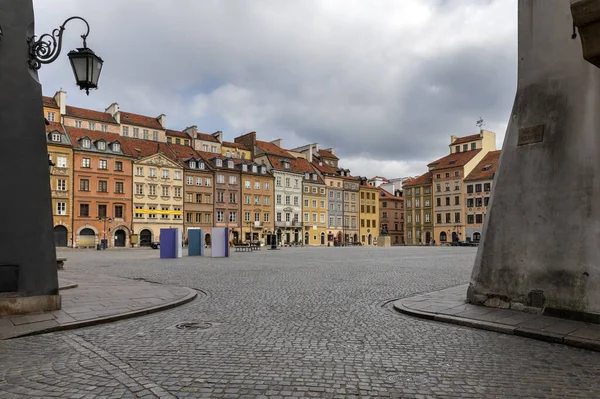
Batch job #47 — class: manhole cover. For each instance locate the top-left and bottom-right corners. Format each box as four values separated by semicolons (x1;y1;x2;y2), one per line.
175;322;212;330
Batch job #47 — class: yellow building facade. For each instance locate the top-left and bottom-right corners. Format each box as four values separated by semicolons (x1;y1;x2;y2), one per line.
403;173;433;245
240;162;275;243
302;170;327;246
359;183;380;245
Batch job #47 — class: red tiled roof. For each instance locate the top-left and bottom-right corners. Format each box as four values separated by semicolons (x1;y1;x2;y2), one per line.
118;137;180;164
256;140;293;157
45;121;65;134
166;129;191;139
196;132;219;143
120;111;163;130
452;133;481;145
294;157;324;183
223;141;249;151
427;149;482;171
65;126;124;150
379;187;404;201
311;159;338;175
369;176;389;182
43;96;59;109
266;155;307;175
318;149;338;160
66;105;117;124
166;142;215;169
403;172;432;187
464;150;501;182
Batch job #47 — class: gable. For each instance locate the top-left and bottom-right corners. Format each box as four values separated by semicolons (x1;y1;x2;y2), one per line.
136;153;181;168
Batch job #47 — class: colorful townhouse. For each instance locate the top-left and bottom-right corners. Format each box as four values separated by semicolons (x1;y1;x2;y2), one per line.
359;178;380;245
378;188;405;245
239;161;274;244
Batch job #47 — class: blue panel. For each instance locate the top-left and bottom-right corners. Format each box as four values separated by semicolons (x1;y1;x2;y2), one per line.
188;229;201;256
160;228;177;258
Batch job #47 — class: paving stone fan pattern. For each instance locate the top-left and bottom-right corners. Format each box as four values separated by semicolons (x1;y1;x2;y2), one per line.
1;247;599;398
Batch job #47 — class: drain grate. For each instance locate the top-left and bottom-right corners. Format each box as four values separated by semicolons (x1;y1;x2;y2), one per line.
175;322;212;330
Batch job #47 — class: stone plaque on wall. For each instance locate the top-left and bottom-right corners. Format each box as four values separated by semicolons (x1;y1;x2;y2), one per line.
518;125;544;146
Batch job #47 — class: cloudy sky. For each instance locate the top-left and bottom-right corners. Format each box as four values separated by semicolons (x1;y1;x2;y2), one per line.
34;0;517;178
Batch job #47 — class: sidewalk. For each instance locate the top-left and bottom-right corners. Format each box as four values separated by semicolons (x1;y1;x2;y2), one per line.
0;271;197;340
394;284;600;352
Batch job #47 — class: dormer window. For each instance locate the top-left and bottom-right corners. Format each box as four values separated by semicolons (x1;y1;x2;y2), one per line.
242;164;248;172
282;160;290;169
312;174;317;181
199;162;204;170
82;138;91;148
252;165;257;173
190;160;196;169
449;160;457;165
228;160;234;168
305;172;310;179
226;150;231;157
482;164;492;171
261;166;266;174
112;142;121;152
51;133;61;142
97;141;106;150
216;159;222;167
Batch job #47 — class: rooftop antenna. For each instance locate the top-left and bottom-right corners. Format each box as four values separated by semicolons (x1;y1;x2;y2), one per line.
476;117;485;128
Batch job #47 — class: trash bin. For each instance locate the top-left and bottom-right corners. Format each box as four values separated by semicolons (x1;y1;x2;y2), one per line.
96;244;101;250
101;239;108;250
271;241;277;250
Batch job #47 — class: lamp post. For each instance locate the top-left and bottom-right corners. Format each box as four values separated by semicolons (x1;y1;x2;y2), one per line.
246;221;253;243
98;216;112;249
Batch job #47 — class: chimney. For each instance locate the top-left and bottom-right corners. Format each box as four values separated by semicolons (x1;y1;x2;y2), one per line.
450;135;457;144
184;125;197;139
271;138;282;148
308;146;313;163
157;114;166;129
234;131;256;159
212;131;223;143
54;90;66;116
105;102;120;123
324;147;335;155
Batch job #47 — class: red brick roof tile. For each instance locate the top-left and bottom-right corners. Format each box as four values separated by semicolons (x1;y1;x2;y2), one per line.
120;111;163;130
464;150;501;182
379;187;404;201
196;132;219;143
65;126;125;150
66;105;117;124
403;172;432;187
43;96;59;109
223;141;249;151
318;149;338;160
118;137;180;164
166;129;191;139
427;149;482;171
45;121;65;134
311;159;338;175
452;133;481;145
256;140;293;157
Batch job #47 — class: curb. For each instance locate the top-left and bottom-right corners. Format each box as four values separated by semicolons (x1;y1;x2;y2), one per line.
8;288;198;340
393;299;600;352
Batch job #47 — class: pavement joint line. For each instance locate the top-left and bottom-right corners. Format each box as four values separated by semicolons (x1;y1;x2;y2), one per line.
393;294;600;353
5;287;200;340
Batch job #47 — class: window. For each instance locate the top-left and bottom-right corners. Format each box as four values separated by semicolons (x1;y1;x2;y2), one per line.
82;157;91;168
88;122;95;130
254;212;260;222
415;199;420;207
445;197;450;206
115;161;123;171
437;213;442;223
455;145;460;153
245;180;251;189
135;206;144;218
56;202;66;215
149;185;156;195
174;171;181;180
425;199;430;207
455;212;461;223
148;206;157;219
264;213;270;222
471;143;476;150
407;215;412;223
143;129;149;140
264;182;270;190
476;214;483;223
196;177;202;186
133;128;139;138
175;187;181;197
467;198;474;207
196;194;202;203
276;195;282;204
229;175;237;184
254;181;260;190
47;112;55;122
382;211;388;218
484;183;491;192
51;133;61;142
57;179;66;191
205;214;211;223
205;178;211;187
455;196;460;205
245;212;251;222
467;214;474;224
254;196;261;205
445;213;451;223
217;174;225;184
467;184;473;194
211;146;217;153
454;181;460;191
475;184;482;193
425;213;430;222
229;212;237;222
415;214;420;223
217;211;224;222
114;205;123;219
153;131;158;141
285;213;291;222
80;179;90;191
162;170;169;179
276;177;282;186
304;213;309;222
135;184;144;195
186;193;193;203
285;178;290;187
98;180;108;192
229;192;237;203
217;191;224;202
320;200;325;208
98;204;107;218
304;199;309;207
99;159;107;169
475;197;483;207
216;159;223;167
294;196;299;206
436;184;441;192
264;197;270;205
162;186;169;196
228;160;234;169
56;156;67;168
122;126;129;136
205;194;211;203
445;183;450;191
484;197;490;206
136;167;144;176
312;213;317;223
101;125;108;132
115;182;124;194
149;168;157;177
80;203;89;217
285;195;290;205
445;172;450;178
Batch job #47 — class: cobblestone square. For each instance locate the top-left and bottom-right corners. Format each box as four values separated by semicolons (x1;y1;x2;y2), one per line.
1;246;599;398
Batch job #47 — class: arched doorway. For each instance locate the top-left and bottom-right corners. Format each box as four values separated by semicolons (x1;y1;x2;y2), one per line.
425;232;431;244
368;234;372;245
320;232;325;245
452;232;459;242
205;233;211;247
140;229;152;246
473;232;481;242
54;225;68;247
304;232;309;245
440;231;447;242
337;232;342;243
114;229;126;247
232;230;239;244
353;233;358;243
79;228;95;248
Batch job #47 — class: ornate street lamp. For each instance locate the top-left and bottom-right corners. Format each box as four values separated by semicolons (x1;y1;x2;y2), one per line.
28;16;103;95
48;159;55;175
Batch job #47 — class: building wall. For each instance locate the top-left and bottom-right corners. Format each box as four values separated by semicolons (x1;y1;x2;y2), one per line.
63;116;120;134
302;180;327;245
432;166;466;244
182;169;214;240
48;143;73;246
241;171;274;243
166;134;192;147
222;145;252;161
359;186;380;245
119;123;166;142
324;176;344;242
195;139;221;154
379;194;404;245
343;179;360;242
131;154;184;245
272;170;303;243
213;163;241;242
464;178;492;242
72;152;133;248
404;184;433;244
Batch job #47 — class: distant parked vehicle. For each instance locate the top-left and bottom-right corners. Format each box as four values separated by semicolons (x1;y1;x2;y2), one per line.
150;242;160;249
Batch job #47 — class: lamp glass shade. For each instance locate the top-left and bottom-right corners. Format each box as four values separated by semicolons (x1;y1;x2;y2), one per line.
68;47;104;93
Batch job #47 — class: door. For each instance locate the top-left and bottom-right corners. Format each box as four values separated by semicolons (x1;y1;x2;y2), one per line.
114;230;126;247
54;225;68;247
140;229;152;246
205;233;211;246
304;232;309;245
452;232;459;242
320;233;325;245
79;228;95;248
368;234;372;245
425;232;431;244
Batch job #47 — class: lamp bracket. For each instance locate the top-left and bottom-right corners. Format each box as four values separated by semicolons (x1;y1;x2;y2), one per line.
27;16;90;70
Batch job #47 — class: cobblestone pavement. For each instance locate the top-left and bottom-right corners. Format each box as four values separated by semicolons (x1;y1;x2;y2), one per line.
1;247;599;398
